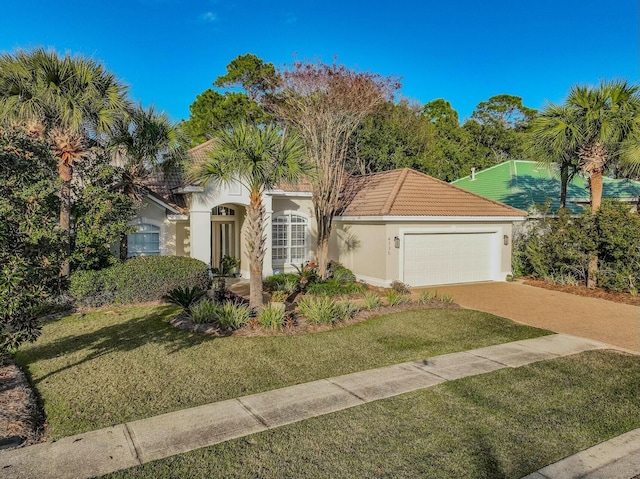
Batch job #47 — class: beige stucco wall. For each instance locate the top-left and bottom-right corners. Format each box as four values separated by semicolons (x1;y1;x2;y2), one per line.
334;218;518;286
334;222;387;281
174;221;190;257
133;200;176;255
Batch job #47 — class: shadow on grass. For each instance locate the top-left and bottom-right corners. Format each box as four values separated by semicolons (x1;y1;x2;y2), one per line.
18;307;212;384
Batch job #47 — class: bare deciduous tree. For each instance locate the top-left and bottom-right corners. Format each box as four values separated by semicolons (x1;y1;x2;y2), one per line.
266;60;400;278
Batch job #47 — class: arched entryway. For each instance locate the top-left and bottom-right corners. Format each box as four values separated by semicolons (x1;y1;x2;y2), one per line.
211;204;244;272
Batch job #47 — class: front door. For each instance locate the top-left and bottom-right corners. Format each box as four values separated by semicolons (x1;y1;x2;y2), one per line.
212;220;236;270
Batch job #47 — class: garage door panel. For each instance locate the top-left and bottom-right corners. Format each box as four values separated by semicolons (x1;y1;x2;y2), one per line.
403;233;495;286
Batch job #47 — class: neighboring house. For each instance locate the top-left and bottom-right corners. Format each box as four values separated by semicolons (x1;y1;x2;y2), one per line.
452;160;640;214
128;142;527;287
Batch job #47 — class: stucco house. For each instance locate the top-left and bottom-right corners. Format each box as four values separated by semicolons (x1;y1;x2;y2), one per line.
127;142;527;287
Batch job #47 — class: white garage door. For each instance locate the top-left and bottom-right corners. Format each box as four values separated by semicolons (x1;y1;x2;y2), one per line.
403;233;496;286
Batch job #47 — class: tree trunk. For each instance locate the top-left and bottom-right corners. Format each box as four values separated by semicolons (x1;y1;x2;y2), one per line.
119;233;128;261
59;175;72;278
586;170;603;289
245;192;266;310
559;163;568;208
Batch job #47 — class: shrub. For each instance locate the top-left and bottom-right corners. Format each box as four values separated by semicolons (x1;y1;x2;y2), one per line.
417;291;436;304
70;256;210;306
362;292;382;310
258;304;286;330
163;286;207;312
306;279;366;296
190;300;221;324
439;294;455;304
386;290;411;306
328;262;356;284
390;280;411;294
264;273;299;292
292;262;318;289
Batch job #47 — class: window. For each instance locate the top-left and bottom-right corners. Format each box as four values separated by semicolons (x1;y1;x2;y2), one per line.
272;213;307;264
128;223;160;257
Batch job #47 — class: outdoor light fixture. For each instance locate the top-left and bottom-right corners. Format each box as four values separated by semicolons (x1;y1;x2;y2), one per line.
394;236;400;248
503;235;509;246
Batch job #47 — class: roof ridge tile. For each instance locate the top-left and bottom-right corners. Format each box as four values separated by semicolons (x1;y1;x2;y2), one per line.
381;169;409;215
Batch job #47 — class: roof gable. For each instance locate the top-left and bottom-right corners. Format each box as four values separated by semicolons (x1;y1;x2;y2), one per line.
340;168;527;217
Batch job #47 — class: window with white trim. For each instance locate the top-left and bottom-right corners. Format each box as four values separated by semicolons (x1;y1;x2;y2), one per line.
128;223;160;257
272;213;308;264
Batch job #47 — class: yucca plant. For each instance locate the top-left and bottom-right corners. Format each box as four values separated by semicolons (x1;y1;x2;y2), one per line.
386;290;411;306
163;286;207;313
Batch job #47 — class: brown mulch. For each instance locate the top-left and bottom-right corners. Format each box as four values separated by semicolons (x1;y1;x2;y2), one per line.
523;278;639;307
0;358;45;450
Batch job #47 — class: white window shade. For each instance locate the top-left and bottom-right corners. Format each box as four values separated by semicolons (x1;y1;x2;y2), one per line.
128;224;160;257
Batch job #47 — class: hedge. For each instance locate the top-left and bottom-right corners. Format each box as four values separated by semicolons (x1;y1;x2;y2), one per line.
70;256;210;306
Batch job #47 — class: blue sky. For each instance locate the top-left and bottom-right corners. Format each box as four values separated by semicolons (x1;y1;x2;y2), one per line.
1;0;637;124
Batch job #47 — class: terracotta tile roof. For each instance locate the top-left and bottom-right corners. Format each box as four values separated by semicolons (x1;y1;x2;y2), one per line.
142;171;188;213
340;168;527;217
187;139;216;165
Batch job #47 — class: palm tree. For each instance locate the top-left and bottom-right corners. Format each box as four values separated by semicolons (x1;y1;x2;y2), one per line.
531;80;640;287
109;104;187;259
191;123;307;309
0;48;129;277
529;104;580;208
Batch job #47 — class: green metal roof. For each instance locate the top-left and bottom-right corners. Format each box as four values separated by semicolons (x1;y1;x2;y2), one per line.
452;161;640;214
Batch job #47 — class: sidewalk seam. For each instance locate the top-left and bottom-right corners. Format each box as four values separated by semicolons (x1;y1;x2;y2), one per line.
122;423;142;465
236;398;270;429
325;378;368;402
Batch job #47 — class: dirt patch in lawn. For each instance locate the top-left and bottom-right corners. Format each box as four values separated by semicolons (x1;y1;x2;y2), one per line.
0;358;45;450
523;278;639;307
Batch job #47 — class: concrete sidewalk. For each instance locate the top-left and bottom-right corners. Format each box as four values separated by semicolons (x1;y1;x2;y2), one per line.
0;334;633;479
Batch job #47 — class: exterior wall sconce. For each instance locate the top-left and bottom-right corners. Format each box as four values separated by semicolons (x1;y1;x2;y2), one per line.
394;236;400;248
503;235;509;246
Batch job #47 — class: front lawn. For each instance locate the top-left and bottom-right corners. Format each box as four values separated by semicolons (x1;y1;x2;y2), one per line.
102;350;640;479
15;305;548;438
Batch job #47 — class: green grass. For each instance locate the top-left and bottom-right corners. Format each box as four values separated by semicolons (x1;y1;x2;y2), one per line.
15;304;549;438
102;350;640;478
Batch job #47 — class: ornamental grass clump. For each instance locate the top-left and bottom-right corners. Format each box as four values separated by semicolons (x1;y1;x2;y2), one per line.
297;296;335;324
189;300;221;324
258;304;286;330
216;302;251;331
417;291;436;304
386;290;411;306
362;292;382;310
335;301;360;321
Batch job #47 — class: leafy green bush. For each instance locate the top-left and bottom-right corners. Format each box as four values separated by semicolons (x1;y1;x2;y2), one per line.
513;201;640;293
306;279;366;296
162;286;207;312
258;304;286;330
328;262;356;284
386;290;411;306
70;256;210;306
362;292;382;310
264;273;299;292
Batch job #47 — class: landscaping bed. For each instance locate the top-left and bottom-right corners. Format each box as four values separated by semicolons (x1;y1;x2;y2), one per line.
523;278;639;306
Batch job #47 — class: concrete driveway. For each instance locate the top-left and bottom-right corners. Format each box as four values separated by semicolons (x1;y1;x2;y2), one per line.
419;282;639;353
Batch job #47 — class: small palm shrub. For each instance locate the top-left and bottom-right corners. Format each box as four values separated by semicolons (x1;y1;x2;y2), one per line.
362;292;382;310
163;286;207;312
258;304;286;330
417;291;436;304
386;290;411;306
190;300;221;324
